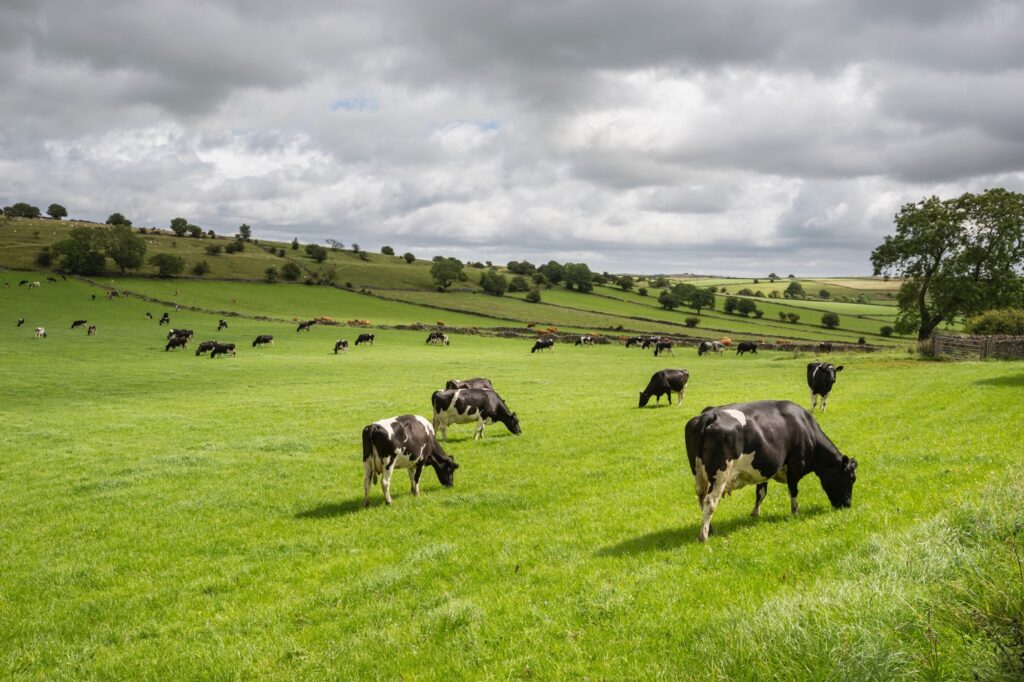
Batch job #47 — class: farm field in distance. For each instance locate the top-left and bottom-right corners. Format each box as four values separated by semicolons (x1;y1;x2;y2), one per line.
2;271;1023;679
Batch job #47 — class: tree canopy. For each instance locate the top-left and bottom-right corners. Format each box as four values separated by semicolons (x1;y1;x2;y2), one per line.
430;257;467;290
47;204;67;220
149;254;185;278
51;227;108;275
106;213;131;227
106;224;147;272
479;270;508;296
562;262;594;292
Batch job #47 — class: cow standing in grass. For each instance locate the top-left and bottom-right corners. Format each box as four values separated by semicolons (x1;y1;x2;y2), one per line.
355;333;375;346
808;362;844;413
431;388;521;440
639;369;689;407
210;343;236;358
531;337;554;353
362;414;458;507
218;319;228;331
736;342;758;355
195;341;218;356
165;336;188;351
34;327;47;338
334;340;349;354
17;318;24;327
253;335;274;347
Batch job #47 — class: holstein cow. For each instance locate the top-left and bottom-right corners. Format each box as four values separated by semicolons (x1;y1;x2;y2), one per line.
641;336;661;350
252;335;274;348
445;377;494;391
34;327;47;338
818;342;834;353
698;340;723;356
431;388;521;440
653;340;674;356
625;336;644;348
218;319;228;331
17;318;24;327
684;400;858;542
168;329;193;340
530;337;554;353
87;325;97;336
159;313;170;326
71;319;87;329
355;333;375;346
807;362;844;413
334;339;349;354
18;280;28;286
362;414;458;507
165;336;188;351
639;369;689;407
575;335;594;346
146;312;153;320
195;340;218;356
210;343;237;358
426;331;449;345
736;341;758;355
297;320;316;332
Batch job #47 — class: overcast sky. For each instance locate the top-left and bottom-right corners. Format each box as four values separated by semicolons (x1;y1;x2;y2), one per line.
2;0;1023;275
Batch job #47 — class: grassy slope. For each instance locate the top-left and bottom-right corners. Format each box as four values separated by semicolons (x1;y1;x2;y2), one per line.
2;270;1023;679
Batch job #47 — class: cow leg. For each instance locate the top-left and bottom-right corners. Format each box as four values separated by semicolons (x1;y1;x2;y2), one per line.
699;465;731;542
677;386;686;406
788;477;800;514
751;483;768;517
667;391;672;405
381;459;396;505
363;459;374;507
474;419;485;440
810;392;817;411
408;467;419;496
821;393;829;413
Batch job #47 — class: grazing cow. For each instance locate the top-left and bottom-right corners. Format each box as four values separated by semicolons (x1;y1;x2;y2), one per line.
165;336;188;351
818;342;834;353
87;325;97;336
641;336;662;350
684;400;858;541
431;388;521;440
736;341;758;355
297;320;316;332
91;294;96;301
807;362;844;413
159;313;170;325
355;333;375;346
146;312;153;320
445;377;494;391
625;336;644;348
639;369;689;407
698;340;723;356
71;319;88;329
18;280;28;286
653;340;674;356
47;277;57;283
195;340;218;356
575;335;595;346
530;337;555;353
34;327;47;338
167;329;193;340
252;334;274;347
362;414;458;507
29;281;40;289
217;319;228;331
334;339;349;354
17;318;24;327
426;331;449;345
210;343;237;358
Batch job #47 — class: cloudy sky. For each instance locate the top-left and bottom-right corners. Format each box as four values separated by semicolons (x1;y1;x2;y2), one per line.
2;0;1023;275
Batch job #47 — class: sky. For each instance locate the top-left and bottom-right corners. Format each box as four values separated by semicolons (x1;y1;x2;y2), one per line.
2;0;1023;276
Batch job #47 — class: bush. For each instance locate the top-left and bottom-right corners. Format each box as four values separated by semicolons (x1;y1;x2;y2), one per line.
291;238;299;250
525;288;541;303
403;252;416;264
106;212;131;227
224;240;244;253
265;266;278;283
36;248;52;267
963;309;1024;335
305;244;328;262
754;310;764;318
479;270;508;296
205;244;222;255
281;262;302;281
192;260;210;276
821;312;840;329
736;299;758;317
787;313;800;324
638;287;648;296
381;245;395;256
684;317;700;328
149;253;185;278
508;275;530;292
819;289;831;299
724;296;739;314
880;326;894;337
737;288;754;296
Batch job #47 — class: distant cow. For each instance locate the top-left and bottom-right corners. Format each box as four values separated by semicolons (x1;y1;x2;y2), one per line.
431;388;521;440
28;281;40;289
641;336;661;350
195;340;218;356
445;377;494;391
698;340;723;356
625;336;644;348
684;400;858;541
167;329;193;340
736;342;758;355
362;414;458;507
818;342;834;353
47;277;57;283
334;339;349;354
159;313;170;325
210;343;237;358
639;369;689;407
653;340;674;356
71;320;88;329
297;320;316;332
575;335;594;346
34;327;47;338
355;333;375;346
165;336;188;351
17;318;24;327
18;280;28;286
530;337;555;353
217;319;228;331
146;312;153;320
87;325;96;336
808;362;844;412
426;331;449;345
252;335;274;347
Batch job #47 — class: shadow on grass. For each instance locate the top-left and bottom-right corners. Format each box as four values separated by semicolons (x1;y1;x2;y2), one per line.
596;507;829;556
974;374;1024;387
294;498;365;519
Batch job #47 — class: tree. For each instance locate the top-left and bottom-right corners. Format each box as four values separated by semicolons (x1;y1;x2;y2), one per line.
526;288;542;303
305;244;328;262
192;260;210;276
351;243;361;254
689;289;716;314
480;270;508;296
531;272;549;288
787;313;800;324
638;287;648;297
381;245;395;256
658;290;681;310
724;296;739;314
36;248;52;267
105;224;147;272
821;312;840;329
7;202;41;218
538;261;564;286
737;288;754;296
617;275;635;292
170;217;189;236
684;317;700;328
430;257;466;290
149;254;185;277
507;260;536;276
265;266;278;283
292;238;300;250
736;299;758;317
872;190;1024;340
880;325;894;337
508;275;531;292
106;212;131;227
51;227;107;275
819;289;831;299
187;225;204;238
280;262;302;281
563;262;594;292
207;230;216;238
47;204;67;220
326;239;344;251
403;252;416;264
238;224;252;241
205;244;222;255
225;240;245;253
784;280;805;299
779;311;787;321
321;264;338;284
768;272;779;282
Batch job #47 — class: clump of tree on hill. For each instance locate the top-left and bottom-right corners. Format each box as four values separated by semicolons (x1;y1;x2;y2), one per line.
480;270;508;296
431;257;468;290
48;224;148;275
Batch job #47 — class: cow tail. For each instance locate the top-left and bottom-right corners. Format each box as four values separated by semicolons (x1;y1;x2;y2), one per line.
685;410;718;474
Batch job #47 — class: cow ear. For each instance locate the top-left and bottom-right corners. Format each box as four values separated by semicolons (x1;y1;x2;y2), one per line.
835;365;844;372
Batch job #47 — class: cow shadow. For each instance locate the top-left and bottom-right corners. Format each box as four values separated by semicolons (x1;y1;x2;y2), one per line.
975;374;1024;387
294;498;364;519
595;507;829;556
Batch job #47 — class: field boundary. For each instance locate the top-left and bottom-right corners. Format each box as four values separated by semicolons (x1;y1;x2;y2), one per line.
933;332;1024;360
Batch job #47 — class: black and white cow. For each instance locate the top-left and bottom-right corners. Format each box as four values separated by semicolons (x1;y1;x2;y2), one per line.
18;280;28;286
431;388;521;440
818;342;834;353
639;369;689;407
34;327;47;338
297;320;316;332
736;341;758;355
641;336;661;350
445;377;494;391
87;325;96;336
195;340;218;356
530;337;555;353
218;319;228;331
653;340;674;356
159;312;170;325
146;312;153;320
362;414;458;507
168;328;193;340
165;336;188;351
625;336;644;348
426;331;450;345
210;343;236;358
334;339;349;354
684;400;858;542
355;333;375;346
17;318;24;327
252;334;274;347
575;335;594;346
71;319;87;329
698;340;723;356
807;362;844;412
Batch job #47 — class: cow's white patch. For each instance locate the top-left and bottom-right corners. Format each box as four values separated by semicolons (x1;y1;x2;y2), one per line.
722;452;768;495
413;415;435;435
721;409;746;426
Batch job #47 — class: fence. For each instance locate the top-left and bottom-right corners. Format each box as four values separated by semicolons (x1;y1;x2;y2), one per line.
933;333;1024;360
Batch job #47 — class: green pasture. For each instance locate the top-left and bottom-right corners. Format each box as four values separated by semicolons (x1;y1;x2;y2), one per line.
2;270;1022;679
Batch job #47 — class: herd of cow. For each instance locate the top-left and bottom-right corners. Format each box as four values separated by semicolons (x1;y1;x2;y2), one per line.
154;316;380;357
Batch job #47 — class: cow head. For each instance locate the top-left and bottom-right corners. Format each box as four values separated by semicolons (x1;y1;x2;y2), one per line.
638;391;651;408
429;448;459;487
506;412;522;435
818;455;857;508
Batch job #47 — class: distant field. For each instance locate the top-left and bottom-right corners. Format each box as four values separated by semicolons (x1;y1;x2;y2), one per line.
2;269;1022;679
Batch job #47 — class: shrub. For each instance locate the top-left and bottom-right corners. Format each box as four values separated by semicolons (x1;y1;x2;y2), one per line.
724;296;739;314
36;248;52;267
291;238;300;250
403;252;416;264
659;290;681;310
736;299;758;317
819;289;831;299
684;317;700;328
754;310;764;318
305;244;328;262
191;260;210;276
525;288;542;303
381;245;395;256
787;313;800;324
821;312;840;329
265;266;278;283
508;275;530;292
106;212;131;227
149;253;185;278
638;287;648;296
480;270;508;296
880;326;894;337
963;309;1024;335
224;240;244;253
738;288;754;296
205;244;222;255
281;262;302;281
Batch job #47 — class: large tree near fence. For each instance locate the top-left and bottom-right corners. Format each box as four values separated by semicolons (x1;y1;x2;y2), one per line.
871;189;1024;340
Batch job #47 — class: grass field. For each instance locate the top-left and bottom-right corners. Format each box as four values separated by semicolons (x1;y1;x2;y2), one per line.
2;270;1023;679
